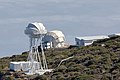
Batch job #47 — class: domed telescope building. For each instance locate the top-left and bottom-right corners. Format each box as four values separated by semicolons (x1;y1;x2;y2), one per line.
42;30;66;49
24;22;52;75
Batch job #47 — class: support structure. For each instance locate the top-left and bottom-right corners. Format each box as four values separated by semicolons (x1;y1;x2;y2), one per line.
24;22;52;75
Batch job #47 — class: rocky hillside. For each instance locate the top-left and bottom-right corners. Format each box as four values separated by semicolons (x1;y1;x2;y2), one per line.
0;36;120;80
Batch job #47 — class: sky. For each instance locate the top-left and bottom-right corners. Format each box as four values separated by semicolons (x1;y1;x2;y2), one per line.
0;0;120;57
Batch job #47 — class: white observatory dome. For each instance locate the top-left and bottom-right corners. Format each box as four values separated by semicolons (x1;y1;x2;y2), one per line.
42;30;66;48
24;22;47;38
48;30;65;42
43;30;65;43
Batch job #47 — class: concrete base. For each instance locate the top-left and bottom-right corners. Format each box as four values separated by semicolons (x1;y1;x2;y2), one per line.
25;69;53;75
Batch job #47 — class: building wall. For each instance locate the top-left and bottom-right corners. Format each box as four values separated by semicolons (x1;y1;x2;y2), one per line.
10;63;21;71
10;61;40;71
75;38;85;46
75;38;98;46
42;35;65;49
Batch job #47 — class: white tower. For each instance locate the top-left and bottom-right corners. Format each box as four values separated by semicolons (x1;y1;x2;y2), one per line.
24;22;52;75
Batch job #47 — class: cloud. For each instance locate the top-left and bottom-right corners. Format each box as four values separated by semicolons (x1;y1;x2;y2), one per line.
0;0;120;57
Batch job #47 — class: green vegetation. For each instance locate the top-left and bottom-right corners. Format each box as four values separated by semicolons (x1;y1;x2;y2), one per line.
0;36;120;80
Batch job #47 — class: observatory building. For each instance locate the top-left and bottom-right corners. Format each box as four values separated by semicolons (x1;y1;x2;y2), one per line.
75;33;120;47
108;33;120;37
10;22;52;75
9;22;68;75
75;35;109;46
42;30;66;49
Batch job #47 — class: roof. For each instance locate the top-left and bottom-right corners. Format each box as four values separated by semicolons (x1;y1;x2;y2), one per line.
48;30;65;38
108;33;120;37
30;22;47;34
10;62;20;64
24;22;47;36
43;30;65;42
76;35;109;40
10;61;39;64
114;33;120;36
